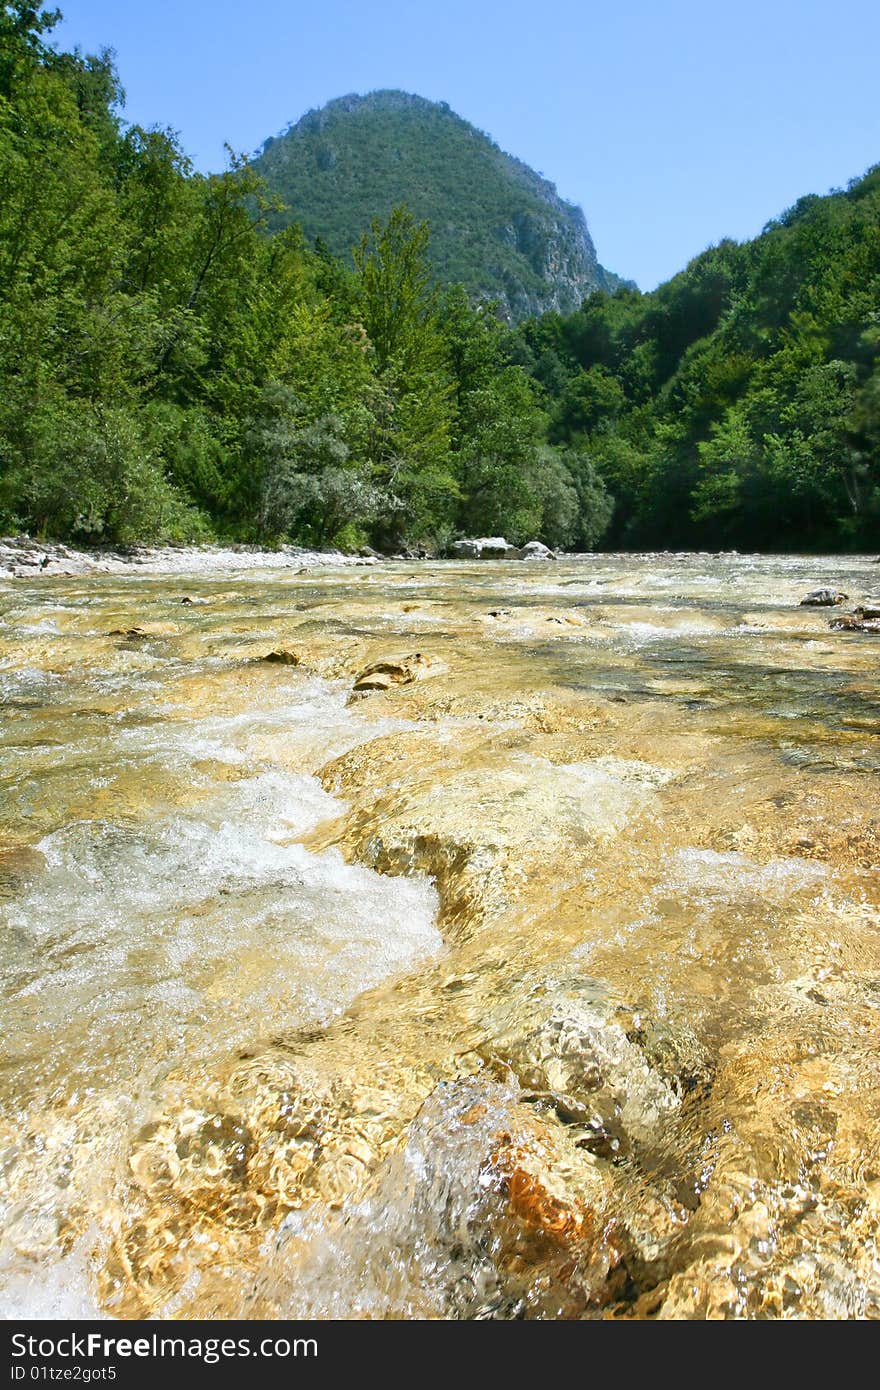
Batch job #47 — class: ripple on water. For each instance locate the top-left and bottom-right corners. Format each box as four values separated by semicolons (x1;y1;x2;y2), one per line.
659;847;827;905
253;1077;522;1319
1;554;878;1319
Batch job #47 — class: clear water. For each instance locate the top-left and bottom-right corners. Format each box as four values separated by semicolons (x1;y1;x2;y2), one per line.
1;552;878;1318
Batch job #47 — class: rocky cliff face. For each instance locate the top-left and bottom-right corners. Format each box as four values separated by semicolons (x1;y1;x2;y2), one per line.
253;91;628;322
493;200;621;320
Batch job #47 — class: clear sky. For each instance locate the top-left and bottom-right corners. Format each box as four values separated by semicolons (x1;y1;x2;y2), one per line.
54;0;880;290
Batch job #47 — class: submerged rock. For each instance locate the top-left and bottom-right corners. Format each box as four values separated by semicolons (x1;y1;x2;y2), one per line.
829;614;880;633
800;588;848;607
481;971;711;1156
0;845;46;898
485;1104;628;1316
251;1076;629;1320
258;648;300;665
108;622;179;639
351;652;444;694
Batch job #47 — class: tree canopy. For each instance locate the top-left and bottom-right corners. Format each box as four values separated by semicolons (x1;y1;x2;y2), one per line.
518;172;880;550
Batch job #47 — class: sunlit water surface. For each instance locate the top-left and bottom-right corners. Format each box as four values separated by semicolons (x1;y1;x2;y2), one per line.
1;553;879;1318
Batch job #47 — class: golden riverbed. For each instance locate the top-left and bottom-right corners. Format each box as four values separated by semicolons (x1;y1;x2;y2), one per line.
1;553;879;1318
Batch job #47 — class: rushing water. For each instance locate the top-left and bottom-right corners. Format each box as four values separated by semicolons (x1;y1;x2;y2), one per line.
1;553;879;1318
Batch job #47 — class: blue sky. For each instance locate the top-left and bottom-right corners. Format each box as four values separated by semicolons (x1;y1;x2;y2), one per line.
55;0;880;290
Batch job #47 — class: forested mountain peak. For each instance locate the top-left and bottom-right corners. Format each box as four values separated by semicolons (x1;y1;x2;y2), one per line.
253;90;627;322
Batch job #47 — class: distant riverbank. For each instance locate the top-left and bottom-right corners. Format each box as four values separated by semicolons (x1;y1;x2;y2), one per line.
5;535;880;585
0;536;380;580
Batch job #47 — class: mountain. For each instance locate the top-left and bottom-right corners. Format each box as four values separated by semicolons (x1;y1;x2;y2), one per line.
252;90;628;322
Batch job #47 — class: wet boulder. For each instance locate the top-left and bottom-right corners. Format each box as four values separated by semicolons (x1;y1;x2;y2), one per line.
351;652;444;694
799;588;847;607
520;540;556;560
829;612;880;633
258;648;300;665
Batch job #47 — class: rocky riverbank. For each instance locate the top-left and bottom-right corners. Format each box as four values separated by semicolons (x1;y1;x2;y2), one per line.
0;536;378;579
0;533;562;579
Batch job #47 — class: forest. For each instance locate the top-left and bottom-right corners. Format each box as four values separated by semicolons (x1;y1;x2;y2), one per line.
520;172;880;550
1;3;878;553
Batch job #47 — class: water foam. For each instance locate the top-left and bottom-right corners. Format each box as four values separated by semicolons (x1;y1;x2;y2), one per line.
4;769;441;1080
0;1240;107;1321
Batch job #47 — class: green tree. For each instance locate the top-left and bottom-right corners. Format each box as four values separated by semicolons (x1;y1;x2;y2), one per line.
352;207;457;540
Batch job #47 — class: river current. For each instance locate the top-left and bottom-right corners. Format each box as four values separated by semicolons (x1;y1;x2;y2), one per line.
1;553;878;1318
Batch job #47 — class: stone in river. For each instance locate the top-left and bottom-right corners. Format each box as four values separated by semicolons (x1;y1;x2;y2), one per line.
481;971;711;1157
258;648;300;665
108;622;179;638
486;1106;628;1315
799;588;848;607
352;652;444;693
829;613;880;633
520;540;556;560
451;537;520;559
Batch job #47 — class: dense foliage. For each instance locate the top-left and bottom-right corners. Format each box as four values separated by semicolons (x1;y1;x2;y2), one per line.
0;6;610;550
518;173;880;550
253;90;625;323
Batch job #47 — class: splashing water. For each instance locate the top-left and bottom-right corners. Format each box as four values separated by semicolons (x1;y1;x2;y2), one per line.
1;552;879;1318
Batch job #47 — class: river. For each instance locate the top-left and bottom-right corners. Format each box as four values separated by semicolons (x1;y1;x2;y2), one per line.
1;552;878;1318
